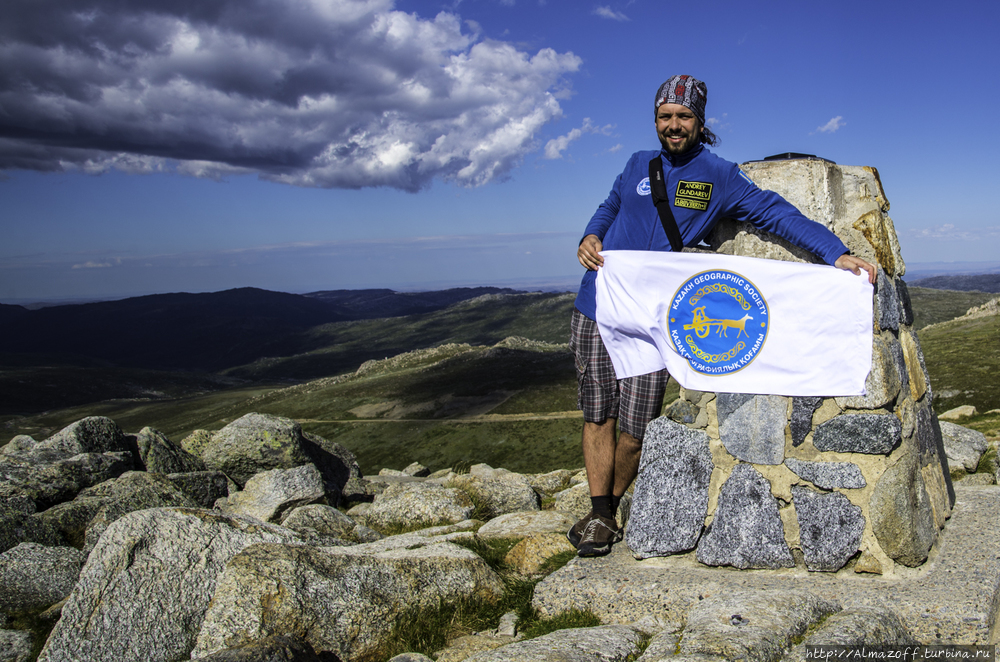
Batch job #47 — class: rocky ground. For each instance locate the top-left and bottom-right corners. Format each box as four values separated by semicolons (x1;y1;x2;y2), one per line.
1;412;997;662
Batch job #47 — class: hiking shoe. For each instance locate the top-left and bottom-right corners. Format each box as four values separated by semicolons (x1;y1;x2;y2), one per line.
567;511;596;548
576;514;623;557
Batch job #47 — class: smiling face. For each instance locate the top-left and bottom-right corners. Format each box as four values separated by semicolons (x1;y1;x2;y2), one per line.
655;103;702;155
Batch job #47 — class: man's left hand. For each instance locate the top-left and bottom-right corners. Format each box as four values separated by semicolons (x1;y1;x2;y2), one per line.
834;254;876;284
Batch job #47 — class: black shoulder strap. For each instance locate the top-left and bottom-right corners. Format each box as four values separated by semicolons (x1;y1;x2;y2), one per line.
648;156;684;252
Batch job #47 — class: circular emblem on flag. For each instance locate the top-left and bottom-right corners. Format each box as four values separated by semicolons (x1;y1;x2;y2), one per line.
636;177;651;196
667;270;769;375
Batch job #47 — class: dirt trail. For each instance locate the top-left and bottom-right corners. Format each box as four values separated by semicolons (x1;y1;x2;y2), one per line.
297;411;583;424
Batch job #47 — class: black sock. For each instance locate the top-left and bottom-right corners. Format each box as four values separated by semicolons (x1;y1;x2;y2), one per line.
611;495;621;514
590;495;614;520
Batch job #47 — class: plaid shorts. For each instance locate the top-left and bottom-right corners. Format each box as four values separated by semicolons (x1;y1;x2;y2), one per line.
569;308;669;442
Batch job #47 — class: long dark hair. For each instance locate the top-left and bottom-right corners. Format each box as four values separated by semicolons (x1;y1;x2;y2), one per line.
700;125;720;147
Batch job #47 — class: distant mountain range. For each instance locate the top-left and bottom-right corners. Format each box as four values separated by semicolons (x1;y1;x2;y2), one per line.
303;287;522;318
0;286;523;372
906;274;1000;293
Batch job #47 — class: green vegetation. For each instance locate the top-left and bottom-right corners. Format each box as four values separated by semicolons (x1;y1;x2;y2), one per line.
906;286;995;330
0;358;236;416
919;314;1000;414
536;549;578;576
2;284;994;477
520;608;603;640
225;292;577;381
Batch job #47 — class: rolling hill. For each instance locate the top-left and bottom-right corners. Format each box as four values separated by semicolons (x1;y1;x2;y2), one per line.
2;282;996;474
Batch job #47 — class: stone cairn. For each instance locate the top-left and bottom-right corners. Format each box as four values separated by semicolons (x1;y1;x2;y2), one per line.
626;158;954;574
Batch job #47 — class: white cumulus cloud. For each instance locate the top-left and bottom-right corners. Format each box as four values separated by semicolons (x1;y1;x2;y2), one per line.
815;116;846;134
543;118;614;159
0;0;581;191
909;224;1000;241
593;6;629;21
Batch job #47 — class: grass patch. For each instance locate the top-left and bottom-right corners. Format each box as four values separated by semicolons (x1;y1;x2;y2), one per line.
365;595;494;661
306;418;584;476
958;411;1000;439
461;489;498;523
363;519;456;538
537;549;577;576
976;444;998;475
626;633;653;661
520;608;602;640
907;287;996;330
919;314;1000;414
452;537;522;573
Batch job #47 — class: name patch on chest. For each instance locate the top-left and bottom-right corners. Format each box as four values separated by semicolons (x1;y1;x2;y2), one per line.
674;181;713;211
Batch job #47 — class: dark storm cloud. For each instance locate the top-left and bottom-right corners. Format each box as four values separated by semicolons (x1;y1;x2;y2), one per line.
0;0;581;190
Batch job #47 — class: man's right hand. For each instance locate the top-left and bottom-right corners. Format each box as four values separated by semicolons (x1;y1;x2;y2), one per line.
578;234;604;270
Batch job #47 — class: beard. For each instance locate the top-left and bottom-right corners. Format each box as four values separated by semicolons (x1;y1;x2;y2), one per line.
658;129;700;155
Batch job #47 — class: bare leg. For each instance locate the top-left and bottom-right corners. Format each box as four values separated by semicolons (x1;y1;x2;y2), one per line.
582;418;616;498
612;431;642;497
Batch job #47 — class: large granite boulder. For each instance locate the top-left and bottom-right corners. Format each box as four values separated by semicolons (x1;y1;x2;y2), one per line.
166;471;231;509
939;421;989;473
31;417;130;457
526;469;574;496
0;496;64;554
504;533;576;575
75;471;201;551
280;504;358;539
449;470;540;518
198;415;360;504
200;414;313;486
784;606;917;660
134;427;206;474
38;508;300;662
192;542;504;661
626;417;713;558
0;450;133;511
219;464;325;523
476;511;576;540
0;543;87;614
677;589;840;660
301;431;363;504
0;629;34;662
357;482;474;530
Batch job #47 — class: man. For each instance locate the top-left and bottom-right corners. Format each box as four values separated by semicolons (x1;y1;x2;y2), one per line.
568;75;875;557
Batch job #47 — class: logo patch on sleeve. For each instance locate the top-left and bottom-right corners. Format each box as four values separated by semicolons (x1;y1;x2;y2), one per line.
674;181;713;211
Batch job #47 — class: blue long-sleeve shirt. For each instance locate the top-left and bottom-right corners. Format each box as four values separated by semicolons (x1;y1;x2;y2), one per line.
574;145;849;320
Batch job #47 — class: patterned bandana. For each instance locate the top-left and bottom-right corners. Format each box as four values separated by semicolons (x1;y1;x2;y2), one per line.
654;75;707;124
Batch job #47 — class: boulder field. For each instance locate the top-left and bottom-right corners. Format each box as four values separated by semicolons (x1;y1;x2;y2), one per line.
1;412;997;661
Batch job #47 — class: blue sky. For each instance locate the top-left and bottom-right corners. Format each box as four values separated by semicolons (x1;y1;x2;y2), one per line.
2;0;998;302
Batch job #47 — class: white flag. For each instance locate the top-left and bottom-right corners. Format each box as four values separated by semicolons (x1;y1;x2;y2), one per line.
595;250;873;396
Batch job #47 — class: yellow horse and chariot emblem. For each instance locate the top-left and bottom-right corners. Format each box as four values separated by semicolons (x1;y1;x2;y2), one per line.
683;306;754;339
